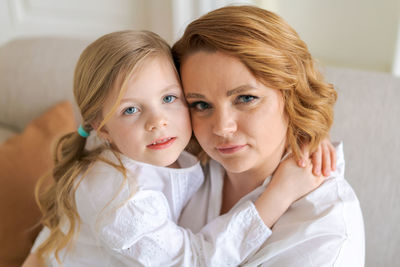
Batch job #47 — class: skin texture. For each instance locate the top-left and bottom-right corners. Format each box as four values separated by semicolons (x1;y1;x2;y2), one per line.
98;56;192;167
181;51;328;213
182;51;290;190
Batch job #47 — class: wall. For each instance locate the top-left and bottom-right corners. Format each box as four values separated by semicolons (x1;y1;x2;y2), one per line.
1;0;399;75
259;0;400;74
0;0;173;45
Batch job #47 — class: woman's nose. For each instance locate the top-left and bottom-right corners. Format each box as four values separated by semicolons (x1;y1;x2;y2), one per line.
145;113;168;132
212;109;237;137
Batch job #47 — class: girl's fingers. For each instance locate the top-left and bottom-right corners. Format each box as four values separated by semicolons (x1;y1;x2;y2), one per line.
321;142;331;177
311;145;322;176
298;144;310;168
329;142;337;171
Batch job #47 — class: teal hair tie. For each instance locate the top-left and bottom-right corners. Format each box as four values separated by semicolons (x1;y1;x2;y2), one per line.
78;125;90;138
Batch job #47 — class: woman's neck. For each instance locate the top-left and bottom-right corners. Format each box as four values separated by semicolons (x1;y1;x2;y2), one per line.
220;149;285;214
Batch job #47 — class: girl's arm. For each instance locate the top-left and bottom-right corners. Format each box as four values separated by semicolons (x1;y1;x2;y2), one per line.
96;189;269;266
23;141;334;267
255;156;323;227
23;171;315;267
94;158;323;266
254;138;336;228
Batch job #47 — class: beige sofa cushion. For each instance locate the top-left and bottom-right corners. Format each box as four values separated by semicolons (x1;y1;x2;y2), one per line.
324;67;400;267
0;37;90;131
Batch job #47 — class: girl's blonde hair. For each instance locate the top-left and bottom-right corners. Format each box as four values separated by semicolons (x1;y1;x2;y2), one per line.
35;30;174;263
172;5;337;160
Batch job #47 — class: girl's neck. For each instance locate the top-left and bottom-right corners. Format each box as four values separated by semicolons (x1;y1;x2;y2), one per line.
168;160;180;169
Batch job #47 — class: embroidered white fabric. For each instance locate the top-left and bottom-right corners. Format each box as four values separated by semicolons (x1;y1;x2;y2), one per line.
32;149;272;266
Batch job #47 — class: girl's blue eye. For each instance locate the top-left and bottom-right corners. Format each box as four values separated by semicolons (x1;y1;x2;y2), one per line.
163;95;177;103
189;101;210;111
237;95;257;103
123;106;139;115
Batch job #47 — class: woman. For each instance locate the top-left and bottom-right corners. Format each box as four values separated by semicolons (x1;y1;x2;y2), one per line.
172;5;364;266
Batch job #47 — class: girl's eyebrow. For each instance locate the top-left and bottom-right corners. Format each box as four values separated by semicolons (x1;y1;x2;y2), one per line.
161;84;181;92
119;98;138;104
120;84;181;104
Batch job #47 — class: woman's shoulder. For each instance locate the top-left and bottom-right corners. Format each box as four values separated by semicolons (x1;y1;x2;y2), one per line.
248;142;365;266
306;141;359;208
297;141;362;225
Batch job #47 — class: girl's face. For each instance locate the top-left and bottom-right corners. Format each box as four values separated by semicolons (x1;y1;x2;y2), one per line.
99;56;192;167
181;51;288;174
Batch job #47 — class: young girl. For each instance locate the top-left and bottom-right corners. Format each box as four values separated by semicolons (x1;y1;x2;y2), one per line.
29;30;329;267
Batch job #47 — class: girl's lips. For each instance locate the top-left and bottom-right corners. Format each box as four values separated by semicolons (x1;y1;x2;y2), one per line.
216;144;247;154
147;137;176;150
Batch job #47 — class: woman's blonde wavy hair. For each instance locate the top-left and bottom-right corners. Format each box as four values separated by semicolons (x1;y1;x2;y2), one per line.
172;5;337;160
35;30;174;264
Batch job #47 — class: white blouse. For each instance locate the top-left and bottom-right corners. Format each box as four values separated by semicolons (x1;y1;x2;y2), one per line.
179;142;365;266
32;149;271;267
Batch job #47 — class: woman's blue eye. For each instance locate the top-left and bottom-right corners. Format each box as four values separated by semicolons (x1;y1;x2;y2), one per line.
123;106;139;115
163;95;177;103
237;95;257;103
189;101;210;111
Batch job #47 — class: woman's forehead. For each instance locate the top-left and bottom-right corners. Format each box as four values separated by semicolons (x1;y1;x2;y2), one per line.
181;51;268;95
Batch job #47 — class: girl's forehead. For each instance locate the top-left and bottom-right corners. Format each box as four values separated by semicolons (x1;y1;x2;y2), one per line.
114;55;174;87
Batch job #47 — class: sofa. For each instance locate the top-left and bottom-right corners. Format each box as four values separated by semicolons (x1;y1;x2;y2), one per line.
0;37;399;267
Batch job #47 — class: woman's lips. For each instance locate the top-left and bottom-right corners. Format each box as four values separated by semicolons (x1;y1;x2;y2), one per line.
216;144;247;154
147;137;176;150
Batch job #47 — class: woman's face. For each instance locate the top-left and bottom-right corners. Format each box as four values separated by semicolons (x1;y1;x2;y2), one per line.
181;51;288;174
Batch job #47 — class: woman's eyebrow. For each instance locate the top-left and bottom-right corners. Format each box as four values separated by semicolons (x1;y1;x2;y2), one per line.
185;85;257;99
185;93;205;99
226;85;257;97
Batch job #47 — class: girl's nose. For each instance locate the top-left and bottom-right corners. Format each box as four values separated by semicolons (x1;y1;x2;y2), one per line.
145;113;168;132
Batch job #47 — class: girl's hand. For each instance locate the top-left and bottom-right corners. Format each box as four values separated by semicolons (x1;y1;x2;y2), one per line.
21;253;41;267
255;157;324;227
271;156;324;203
297;138;337;177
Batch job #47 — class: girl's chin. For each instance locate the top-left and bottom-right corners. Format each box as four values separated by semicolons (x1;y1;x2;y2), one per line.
151;157;179;168
167;160;180;169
